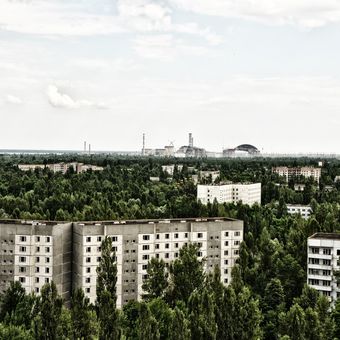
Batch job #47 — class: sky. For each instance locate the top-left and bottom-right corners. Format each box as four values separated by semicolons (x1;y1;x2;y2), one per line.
0;0;340;153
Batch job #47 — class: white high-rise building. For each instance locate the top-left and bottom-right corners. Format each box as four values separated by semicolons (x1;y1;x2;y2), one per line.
307;233;340;303
197;183;261;206
272;166;321;183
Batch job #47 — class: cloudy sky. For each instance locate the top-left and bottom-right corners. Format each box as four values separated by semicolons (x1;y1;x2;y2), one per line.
0;0;340;153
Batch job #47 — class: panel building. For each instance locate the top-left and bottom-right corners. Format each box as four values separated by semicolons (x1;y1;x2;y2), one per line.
1;218;243;308
307;233;340;303
287;204;312;219
72;218;243;308
272;166;321;183
197;183;261;206
0;221;72;301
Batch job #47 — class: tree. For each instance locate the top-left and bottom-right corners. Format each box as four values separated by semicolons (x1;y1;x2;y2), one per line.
280;303;306;340
137;302;160;340
142;258;168;300
96;236;121;340
71;288;98;339
37;282;63;340
333;299;340;340
0;323;34;340
169;306;191;340
169;243;205;304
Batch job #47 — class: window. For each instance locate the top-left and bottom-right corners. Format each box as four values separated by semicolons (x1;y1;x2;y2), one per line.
46;237;50;243
322;280;331;286
156;253;160;259
19;257;26;263
337;249;340;256
36;257;40;263
311;247;319;254
45;267;50;274
155;244;160;249
165;243;170;249
86;257;91;263
323;248;331;255
35;277;39;283
35;267;40;273
86;267;91;273
197;233;203;238
143;235;150;241
184;233;188;238
224;269;228;274
323;259;331;266
86;247;91;253
85;278;91;283
323;270;331;276
224;260;228;265
309;258;319;265
175;252;179;258
156;234;160;240
19;246;26;252
46;257;50;263
165;253;169;259
224;241;229;246
112;246;118;252
197;251;203;257
36;246;40;252
97;247;102;252
142;255;150;260
224;232;229;237
224;278;228;284
19;277;26;283
45;247;50;253
86;288;91;293
198;242;203;247
20;236;27;242
19;267;26;273
224;250;229;256
142;264;148;270
97;236;102;242
234;241;240;246
142;245;150;251
165;234;170;239
234;250;239;255
235;231;240;236
174;233;179;239
36;236;40;242
175;243;179;248
35;288;39;293
86;237;91;242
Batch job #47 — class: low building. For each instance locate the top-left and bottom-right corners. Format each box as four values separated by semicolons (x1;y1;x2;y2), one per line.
18;163;103;174
307;233;340;303
294;184;306;192
161;164;183;176
287;204;312;219
197;183;261;206
199;170;220;183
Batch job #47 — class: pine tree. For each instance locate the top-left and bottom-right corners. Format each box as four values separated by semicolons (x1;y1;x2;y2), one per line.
137;302;160;340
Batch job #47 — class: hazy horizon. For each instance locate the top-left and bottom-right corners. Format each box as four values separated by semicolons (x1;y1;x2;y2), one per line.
0;0;339;153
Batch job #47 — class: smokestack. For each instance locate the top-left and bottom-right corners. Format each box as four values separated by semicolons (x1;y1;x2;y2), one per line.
84;141;87;153
88;144;91;155
142;133;145;156
189;133;193;148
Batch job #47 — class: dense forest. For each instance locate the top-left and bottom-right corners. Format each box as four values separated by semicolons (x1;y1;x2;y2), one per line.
0;154;340;339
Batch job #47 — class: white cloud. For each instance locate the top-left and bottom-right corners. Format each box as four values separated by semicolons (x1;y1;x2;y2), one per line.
46;85;109;110
6;94;23;105
0;0;124;36
169;0;340;28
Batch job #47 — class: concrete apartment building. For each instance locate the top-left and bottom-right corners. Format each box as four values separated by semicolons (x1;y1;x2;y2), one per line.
18;162;104;174
307;233;340;303
197;183;261;206
1;218;243;308
287;204;312;219
0;220;72;301
272;166;321;183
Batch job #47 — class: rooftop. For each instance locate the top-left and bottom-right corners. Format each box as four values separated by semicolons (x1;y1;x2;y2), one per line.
309;232;340;240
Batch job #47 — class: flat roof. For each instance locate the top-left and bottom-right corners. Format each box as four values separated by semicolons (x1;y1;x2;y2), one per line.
0;217;239;227
309;232;340;240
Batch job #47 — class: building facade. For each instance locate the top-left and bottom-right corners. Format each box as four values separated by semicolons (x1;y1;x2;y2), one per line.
197;183;261;206
272;166;321;183
73;218;243;308
287;204;312;219
1;218;243;308
307;233;340;304
0;221;72;301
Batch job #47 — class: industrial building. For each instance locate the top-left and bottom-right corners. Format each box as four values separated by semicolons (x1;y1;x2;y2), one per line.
1;218;243;308
307;233;340;304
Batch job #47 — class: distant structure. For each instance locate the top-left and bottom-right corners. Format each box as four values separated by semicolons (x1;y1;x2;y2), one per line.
307;233;340;304
272;166;322;183
84;141;87;154
88;144;91;155
161;164;183;176
223;144;260;157
189;133;194;148
142;133;146;156
197;183;261;206
18;163;104;174
286;204;312;219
